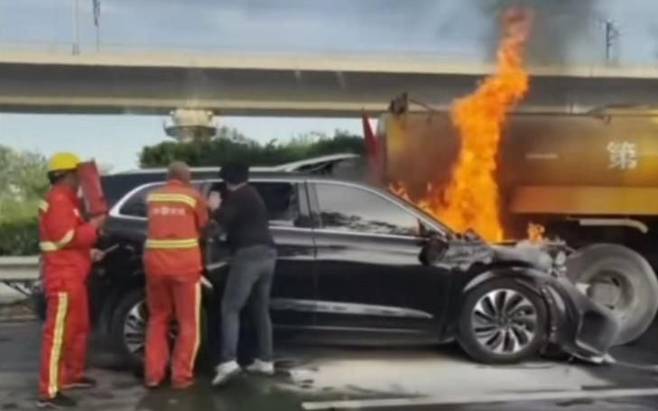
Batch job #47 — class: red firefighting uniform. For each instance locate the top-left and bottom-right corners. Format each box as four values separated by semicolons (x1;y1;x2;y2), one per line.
38;185;98;399
143;179;208;388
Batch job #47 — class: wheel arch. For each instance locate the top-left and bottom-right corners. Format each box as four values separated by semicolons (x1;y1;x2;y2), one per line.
463;267;548;297
96;271;146;336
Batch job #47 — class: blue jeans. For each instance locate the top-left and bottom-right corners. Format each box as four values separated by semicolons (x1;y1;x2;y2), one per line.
219;245;277;363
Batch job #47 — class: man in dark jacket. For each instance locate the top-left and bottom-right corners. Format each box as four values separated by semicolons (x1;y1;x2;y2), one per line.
210;163;277;386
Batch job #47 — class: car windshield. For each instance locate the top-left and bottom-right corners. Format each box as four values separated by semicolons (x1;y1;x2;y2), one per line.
378;185;455;238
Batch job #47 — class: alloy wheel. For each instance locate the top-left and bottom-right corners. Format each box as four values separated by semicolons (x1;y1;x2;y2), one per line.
470;288;538;355
122;300;178;359
123;300;148;358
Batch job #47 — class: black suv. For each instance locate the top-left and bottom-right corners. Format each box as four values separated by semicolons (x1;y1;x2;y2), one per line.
40;156;620;366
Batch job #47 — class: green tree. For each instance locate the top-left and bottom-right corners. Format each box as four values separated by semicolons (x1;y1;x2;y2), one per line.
0;145;48;255
140;128;364;168
0;145;48;222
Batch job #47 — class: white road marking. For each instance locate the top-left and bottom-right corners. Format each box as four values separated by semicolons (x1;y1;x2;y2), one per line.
301;388;658;410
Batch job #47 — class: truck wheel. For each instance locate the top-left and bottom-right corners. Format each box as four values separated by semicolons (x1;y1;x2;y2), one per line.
566;244;658;345
458;279;547;364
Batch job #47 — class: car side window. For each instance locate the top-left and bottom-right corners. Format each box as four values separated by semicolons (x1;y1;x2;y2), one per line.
315;183;419;236
208;181;306;227
118;182;202;218
118;184;163;217
252;182;302;227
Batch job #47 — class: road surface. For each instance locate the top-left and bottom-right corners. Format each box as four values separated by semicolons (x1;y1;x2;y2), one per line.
0;321;657;411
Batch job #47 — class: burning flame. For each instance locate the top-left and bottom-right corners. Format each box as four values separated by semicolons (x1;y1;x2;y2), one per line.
391;8;533;242
527;223;546;244
441;8;533;241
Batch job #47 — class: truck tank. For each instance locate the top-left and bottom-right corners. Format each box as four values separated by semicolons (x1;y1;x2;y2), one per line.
380;112;658;216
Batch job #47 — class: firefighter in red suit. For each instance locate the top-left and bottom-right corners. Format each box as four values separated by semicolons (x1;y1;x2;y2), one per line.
143;161;209;389
37;152;106;409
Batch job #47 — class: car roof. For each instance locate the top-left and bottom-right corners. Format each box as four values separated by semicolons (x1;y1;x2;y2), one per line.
115;153;360;175
102;154;364;207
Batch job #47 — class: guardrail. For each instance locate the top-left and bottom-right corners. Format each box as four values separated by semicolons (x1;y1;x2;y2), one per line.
0;256;39;281
0;256;39;320
0;256;39;298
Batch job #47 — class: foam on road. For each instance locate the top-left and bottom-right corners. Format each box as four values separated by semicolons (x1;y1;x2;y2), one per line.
2;322;658;411
277;348;625;399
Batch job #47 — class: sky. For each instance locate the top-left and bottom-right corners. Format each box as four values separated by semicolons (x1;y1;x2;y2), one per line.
1;0;658;171
0;114;362;172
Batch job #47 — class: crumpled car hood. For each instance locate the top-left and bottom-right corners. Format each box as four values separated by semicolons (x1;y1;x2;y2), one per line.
436;237;554;272
491;241;553;271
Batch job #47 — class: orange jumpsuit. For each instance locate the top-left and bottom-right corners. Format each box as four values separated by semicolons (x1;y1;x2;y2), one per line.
38;185;98;399
143;179;208;388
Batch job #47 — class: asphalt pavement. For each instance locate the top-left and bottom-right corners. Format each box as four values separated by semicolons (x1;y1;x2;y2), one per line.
1;320;658;411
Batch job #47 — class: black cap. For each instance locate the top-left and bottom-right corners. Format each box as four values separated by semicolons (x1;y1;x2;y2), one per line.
219;162;249;185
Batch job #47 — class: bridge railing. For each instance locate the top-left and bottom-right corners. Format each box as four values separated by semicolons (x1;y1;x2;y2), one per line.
2;40;656;75
0;40;490;63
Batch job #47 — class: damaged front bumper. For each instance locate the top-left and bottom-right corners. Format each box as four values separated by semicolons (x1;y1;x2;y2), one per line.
489;242;621;364
541;275;621;364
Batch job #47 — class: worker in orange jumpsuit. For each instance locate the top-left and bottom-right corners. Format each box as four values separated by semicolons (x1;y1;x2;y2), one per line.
143;161;209;389
37;152;106;409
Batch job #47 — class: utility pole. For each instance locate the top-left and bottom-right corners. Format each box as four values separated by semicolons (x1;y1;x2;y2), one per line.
93;0;101;52
72;0;80;55
605;20;619;63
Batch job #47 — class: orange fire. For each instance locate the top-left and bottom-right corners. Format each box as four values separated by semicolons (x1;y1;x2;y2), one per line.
527;223;546;244
392;8;533;242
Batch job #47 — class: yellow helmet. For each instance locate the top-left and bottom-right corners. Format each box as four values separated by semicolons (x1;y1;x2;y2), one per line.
48;152;82;173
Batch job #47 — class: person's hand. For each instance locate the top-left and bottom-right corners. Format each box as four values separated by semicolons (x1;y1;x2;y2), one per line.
89;215;107;229
90;248;106;262
208;191;222;212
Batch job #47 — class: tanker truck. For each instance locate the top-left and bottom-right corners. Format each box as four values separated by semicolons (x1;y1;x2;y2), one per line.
365;95;658;345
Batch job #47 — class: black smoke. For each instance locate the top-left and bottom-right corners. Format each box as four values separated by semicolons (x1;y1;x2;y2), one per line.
481;0;600;65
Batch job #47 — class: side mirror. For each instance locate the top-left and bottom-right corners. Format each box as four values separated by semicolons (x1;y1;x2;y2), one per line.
418;221;439;238
419;235;449;266
417;220;427;237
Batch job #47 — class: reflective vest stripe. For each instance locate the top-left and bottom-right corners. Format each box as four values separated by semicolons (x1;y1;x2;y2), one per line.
145;238;199;249
189;281;202;371
147;193;197;208
47;292;68;398
40;230;75;252
38;200;49;213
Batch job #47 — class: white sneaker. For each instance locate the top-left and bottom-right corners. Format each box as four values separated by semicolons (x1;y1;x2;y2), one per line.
245;359;275;376
212;361;240;386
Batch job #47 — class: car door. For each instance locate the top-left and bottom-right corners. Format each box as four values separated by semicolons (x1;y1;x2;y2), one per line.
204;178;317;330
309;180;452;338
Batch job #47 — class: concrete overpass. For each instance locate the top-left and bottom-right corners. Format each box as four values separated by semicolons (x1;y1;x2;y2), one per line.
2;50;658;117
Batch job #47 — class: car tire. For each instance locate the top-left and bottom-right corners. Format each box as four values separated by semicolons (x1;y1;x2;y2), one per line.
110;288;148;367
109;287;210;369
458;279;548;364
566;243;658;346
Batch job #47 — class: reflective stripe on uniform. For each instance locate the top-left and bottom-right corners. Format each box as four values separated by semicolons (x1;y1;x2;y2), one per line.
145;238;199;249
39;230;75;252
48;293;69;398
38;200;49;213
147;193;197;208
190;281;202;371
